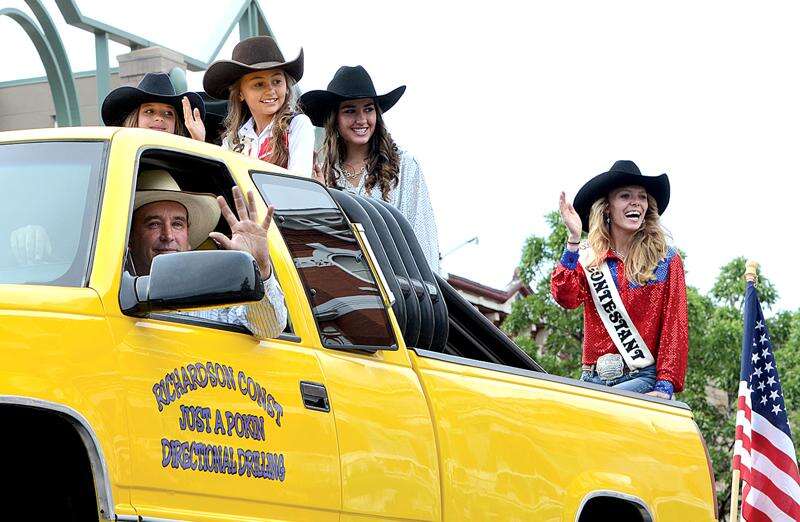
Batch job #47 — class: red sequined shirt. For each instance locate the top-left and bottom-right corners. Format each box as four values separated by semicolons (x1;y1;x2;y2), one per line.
551;247;689;392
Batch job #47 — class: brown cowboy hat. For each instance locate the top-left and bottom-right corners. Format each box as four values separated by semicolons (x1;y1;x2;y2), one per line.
203;36;303;100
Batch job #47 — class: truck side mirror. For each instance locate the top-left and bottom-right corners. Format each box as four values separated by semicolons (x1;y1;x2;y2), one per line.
120;250;265;315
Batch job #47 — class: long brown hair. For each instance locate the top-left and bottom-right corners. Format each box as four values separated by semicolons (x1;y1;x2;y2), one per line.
222;72;296;169
586;194;668;286
319;105;400;201
122;105;187;137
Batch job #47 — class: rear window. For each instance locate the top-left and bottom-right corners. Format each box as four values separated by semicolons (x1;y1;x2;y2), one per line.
0;141;106;286
252;172;397;350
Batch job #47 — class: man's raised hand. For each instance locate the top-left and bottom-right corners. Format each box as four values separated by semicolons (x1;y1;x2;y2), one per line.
209;186;275;278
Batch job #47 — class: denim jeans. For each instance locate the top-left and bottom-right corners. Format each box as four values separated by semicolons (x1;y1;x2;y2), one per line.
579;364;657;394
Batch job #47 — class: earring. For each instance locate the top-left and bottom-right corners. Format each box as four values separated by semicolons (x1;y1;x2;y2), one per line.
604;213;611;226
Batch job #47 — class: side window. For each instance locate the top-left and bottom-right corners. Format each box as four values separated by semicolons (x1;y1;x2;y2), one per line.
125;149;294;337
0;141;106;287
252;172;397;350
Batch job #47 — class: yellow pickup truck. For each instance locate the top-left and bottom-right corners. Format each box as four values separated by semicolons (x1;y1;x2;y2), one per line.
0;127;717;521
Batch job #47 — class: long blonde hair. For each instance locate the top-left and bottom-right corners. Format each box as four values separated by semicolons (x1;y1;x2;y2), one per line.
318;105;400;201
122;105;187;137
586;194;668;285
222;72;297;168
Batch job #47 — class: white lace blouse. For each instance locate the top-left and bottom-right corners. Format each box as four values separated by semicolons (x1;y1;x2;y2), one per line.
334;150;441;274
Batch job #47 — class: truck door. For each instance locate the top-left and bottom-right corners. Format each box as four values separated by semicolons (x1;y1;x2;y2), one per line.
101;146;341;521
253;172;442;522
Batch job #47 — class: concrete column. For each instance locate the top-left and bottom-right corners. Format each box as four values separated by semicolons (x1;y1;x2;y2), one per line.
116;46;187;87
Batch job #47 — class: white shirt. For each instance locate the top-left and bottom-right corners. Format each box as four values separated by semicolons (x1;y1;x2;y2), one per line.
223;115;315;178
180;272;287;339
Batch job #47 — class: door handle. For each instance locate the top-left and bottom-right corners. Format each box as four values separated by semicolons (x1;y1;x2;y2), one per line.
300;381;330;412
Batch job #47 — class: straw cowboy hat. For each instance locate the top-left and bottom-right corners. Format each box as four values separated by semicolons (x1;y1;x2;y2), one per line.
573;160;670;232
203;36;304;100
133;170;221;249
298;65;406;127
102;73;205;127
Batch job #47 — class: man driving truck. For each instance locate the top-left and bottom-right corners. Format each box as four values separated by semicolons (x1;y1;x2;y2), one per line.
128;169;287;338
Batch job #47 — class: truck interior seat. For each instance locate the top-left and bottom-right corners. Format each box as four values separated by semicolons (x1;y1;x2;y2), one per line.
370;199;440;351
365;198;437;350
349;193;422;348
374;200;448;352
329;190;407;335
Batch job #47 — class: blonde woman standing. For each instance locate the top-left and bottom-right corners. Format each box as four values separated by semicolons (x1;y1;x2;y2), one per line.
299;66;440;272
203;36;314;176
552;160;688;399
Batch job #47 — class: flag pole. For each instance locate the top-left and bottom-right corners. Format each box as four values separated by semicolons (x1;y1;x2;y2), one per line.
730;467;740;522
730;260;759;522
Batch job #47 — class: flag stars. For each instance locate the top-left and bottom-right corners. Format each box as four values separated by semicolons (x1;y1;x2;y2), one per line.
752;352;760;364
772;404;782;415
754;367;764;378
761;396;769;406
760;334;769;345
764;361;774;372
761;348;771;359
757;381;766;392
756;320;765;330
770;390;781;401
767;376;777;387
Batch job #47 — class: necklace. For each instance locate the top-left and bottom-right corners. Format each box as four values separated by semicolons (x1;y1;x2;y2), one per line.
611;247;627;260
340;161;367;183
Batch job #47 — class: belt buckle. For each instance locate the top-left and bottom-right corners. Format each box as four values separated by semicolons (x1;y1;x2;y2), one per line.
596;353;625;381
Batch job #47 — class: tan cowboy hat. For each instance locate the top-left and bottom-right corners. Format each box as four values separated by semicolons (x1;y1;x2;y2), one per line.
133;170;221;249
203;36;304;100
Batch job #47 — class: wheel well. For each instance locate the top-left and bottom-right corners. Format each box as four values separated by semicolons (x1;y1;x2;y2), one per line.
0;405;99;520
577;493;652;522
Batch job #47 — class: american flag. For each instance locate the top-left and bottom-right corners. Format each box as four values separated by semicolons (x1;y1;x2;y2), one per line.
733;281;800;521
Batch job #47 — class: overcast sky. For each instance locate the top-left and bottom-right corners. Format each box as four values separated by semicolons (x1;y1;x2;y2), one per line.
2;0;799;312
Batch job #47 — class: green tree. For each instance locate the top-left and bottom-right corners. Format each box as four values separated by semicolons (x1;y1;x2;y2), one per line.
505;214;800;520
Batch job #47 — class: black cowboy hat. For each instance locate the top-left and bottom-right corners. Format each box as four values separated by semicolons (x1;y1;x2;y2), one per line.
299;65;406;127
203;36;304;100
573;160;670;232
101;72;205;127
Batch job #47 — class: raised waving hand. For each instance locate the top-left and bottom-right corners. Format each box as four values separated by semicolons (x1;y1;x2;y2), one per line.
182;96;206;142
209;186;275;278
559;191;582;241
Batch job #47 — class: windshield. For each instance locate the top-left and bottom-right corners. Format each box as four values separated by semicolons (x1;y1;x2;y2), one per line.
0;141;106;286
252;173;397;350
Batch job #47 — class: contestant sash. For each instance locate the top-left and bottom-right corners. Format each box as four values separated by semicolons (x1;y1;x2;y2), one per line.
583;260;655;370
